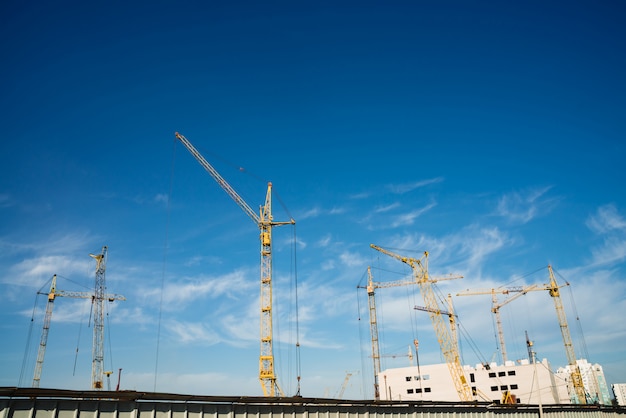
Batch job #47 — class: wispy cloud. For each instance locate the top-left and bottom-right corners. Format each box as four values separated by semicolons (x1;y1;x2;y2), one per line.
586;204;626;234
143;269;255;309
390;202;437;227
166;320;221;344
375;202;400;213
387;177;444;194
585;205;626;268
495;186;557;224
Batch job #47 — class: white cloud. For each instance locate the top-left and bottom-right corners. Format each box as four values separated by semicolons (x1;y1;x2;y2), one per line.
586;204;626;234
375;202;401;213
387;177;444;194
143;269;255;309
165;320;221;344
495;186;557;224
390;202;437;228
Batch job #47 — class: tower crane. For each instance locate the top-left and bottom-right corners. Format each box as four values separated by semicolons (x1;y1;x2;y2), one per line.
359;266;460;400
370;244;474;402
175;132;295;397
546;265;586;404
456;266;587;404
32;247;125;389
456;285;539;364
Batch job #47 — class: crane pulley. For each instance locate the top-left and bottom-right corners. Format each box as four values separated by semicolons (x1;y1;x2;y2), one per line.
175;132;295;397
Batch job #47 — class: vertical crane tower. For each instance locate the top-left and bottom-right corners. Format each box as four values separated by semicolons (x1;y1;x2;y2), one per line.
175;133;295;397
89;245;107;389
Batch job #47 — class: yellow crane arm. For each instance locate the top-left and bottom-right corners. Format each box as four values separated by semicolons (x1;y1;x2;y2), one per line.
175;132;260;224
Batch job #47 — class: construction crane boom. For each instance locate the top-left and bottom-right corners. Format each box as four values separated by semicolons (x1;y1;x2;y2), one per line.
370;244;473;402
175;132;295;397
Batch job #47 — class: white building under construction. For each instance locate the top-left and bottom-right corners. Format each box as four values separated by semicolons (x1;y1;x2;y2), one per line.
379;358;611;405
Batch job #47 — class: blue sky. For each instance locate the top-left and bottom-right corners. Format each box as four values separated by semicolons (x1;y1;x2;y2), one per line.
1;0;625;400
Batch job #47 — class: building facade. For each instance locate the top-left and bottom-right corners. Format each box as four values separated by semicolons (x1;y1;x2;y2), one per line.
611;383;626;406
379;358;570;404
555;359;612;405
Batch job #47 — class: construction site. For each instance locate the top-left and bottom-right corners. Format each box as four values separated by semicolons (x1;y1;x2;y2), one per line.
4;133;624;418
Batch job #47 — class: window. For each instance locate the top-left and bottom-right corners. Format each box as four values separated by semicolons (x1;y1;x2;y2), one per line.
511;384;518;390
508;370;516;376
423;374;430;380
416;388;422;393
500;385;508;391
407;389;414;394
414;376;420;380
498;371;506;377
470;373;475;383
489;372;496;378
405;376;412;382
424;388;431;393
491;386;498;392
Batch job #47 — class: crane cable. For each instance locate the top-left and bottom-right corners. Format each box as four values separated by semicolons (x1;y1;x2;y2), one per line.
18;286;44;386
291;223;302;396
152;137;176;391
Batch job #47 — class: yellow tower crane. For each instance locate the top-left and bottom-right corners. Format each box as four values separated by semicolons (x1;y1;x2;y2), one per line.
32;247;125;389
546;265;586;404
359;266;460;400
456;265;587;404
175;132;295;397
456;285;539;364
369;244;474;402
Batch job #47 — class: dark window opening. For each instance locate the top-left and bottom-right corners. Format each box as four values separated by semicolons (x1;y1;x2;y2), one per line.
407;389;414;394
424;388;431;393
511;384;518;390
491;386;498;392
489;372;496;378
508;371;516;376
498;371;506;377
500;385;508;390
405;376;412;381
470;373;475;383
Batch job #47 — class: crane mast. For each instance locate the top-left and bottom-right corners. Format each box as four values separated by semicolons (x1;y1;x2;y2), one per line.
89;246;107;389
175;132;294;397
364;266;381;400
370;244;474;402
